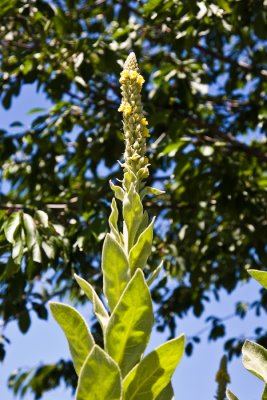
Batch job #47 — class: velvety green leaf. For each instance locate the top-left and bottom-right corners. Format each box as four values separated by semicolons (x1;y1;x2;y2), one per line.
110;180;124;201
155;382;174;400
76;345;122;400
242;340;267;383
23;213;36;249
49;302;94;375
147;261;164;286
226;388;239;400
140;187;165;200
248;269;267;289
123;334;185;399
102;233;130;311
135;211;149;239
105;269;153;377
4;212;21;243
123;184;143;250
129;218;155;274
109;198;121;243
74;274;109;332
262;385;267;400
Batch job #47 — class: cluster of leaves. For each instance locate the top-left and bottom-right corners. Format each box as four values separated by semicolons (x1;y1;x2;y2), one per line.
0;0;267;397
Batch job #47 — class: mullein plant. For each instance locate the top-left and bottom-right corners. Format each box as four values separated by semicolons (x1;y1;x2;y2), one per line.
50;53;185;400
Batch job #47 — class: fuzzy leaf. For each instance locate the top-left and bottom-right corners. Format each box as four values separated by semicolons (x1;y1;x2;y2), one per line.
129;218;154;274
105;269;153;377
123;184;143;250
110;180;124;201
242;340;267;383
109;198;121;242
102;233;130;311
123;334;185;399
140;186;165;200
262;386;267;400
76;345;122;400
226;388;239;400
50;302;94;375
248;269;267;289
74;274;109;332
147;261;164;286
155;382;174;400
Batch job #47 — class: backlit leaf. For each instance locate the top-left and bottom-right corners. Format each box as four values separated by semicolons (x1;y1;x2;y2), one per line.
50;302;94;375
105;269;153;377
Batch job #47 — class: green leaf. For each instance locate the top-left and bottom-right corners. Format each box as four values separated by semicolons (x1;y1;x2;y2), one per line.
74;274;109;332
2;257;20;279
4;212;21;243
155;382;174;400
123;184;143;250
110;180;124;201
140;187;165;200
123;334;185;399
42;241;55;259
32;239;42;263
35;210;49;228
248;269;267;289
23;213;36;249
109;198;121;243
76;345;122;400
129;218;155;274
27;108;46;115
143;0;162;15
49;302;94;375
12;228;24;264
102;233;130;311
18;309;31;334
226;388;239;400
147;261;164;286
242;340;267;383
105;269;153;377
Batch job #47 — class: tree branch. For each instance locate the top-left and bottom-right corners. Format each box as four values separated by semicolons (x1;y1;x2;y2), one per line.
196;44;267;79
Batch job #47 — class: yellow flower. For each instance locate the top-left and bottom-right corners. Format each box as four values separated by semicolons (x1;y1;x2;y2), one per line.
124;104;132;115
137;75;145;86
120;71;129;79
143;128;150;137
141;118;148;126
118;104;125;112
129;71;138;80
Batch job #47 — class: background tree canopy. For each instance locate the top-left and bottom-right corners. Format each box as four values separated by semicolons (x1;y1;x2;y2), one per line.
0;0;267;397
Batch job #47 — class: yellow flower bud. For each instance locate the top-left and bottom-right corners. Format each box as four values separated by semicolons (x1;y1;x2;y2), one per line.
120;71;129;79
118;104;125;112
141;118;148;126
143;128;150;137
137;75;145;86
130;71;138;80
124;104;132;115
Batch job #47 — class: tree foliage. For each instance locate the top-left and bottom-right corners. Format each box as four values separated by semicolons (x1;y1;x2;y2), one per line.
0;0;267;397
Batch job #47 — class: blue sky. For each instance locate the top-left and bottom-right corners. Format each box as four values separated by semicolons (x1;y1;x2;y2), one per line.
0;84;265;399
